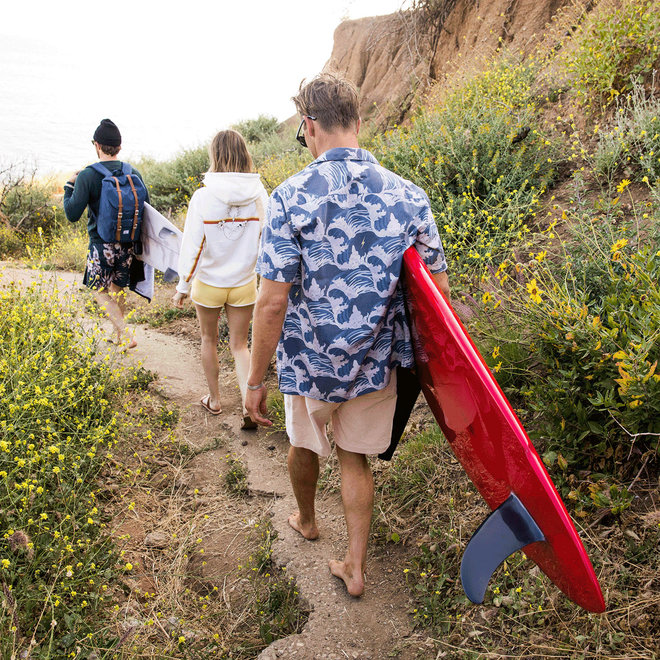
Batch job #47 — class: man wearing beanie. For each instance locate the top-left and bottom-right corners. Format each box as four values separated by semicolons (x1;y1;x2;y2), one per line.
63;118;149;348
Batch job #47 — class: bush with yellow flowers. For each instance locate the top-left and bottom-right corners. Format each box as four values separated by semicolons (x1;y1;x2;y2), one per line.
372;58;558;286
0;281;129;656
562;0;660;104
591;80;660;189
257;149;312;194
477;198;660;475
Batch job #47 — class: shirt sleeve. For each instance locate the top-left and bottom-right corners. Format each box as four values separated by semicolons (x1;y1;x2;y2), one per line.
176;192;206;294
414;201;447;273
255;191;301;283
63;168;93;222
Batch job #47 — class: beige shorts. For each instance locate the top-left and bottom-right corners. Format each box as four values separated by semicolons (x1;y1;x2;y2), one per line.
191;277;257;308
284;371;397;457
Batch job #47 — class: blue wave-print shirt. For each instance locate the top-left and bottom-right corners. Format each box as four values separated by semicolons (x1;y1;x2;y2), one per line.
256;148;447;402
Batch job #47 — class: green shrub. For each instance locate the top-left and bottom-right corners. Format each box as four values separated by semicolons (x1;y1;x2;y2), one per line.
373;59;557;285
136;146;209;217
248;124;311;193
224;455;248;496
0;165;65;256
27;219;88;271
232;115;280;144
593;81;660;187
475;204;660;473
563;0;660;103
0;225;24;258
259;151;312;194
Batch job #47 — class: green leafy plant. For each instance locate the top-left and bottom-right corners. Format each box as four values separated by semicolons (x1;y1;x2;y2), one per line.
592;80;660;187
136;146;209;217
224;454;249;496
563;0;660;103
373;59;557;285
474;201;660;472
232;115;280;144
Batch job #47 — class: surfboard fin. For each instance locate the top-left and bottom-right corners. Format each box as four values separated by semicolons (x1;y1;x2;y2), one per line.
461;493;545;604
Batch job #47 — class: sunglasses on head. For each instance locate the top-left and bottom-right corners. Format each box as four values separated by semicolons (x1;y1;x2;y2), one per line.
296;115;317;148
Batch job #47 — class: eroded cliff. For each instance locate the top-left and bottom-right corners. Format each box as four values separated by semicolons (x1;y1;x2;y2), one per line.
325;0;584;124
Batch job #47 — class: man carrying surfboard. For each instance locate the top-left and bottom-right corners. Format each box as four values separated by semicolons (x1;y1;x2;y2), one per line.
245;73;449;597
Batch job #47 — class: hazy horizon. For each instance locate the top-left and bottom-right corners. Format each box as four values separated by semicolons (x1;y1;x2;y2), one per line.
1;0;406;179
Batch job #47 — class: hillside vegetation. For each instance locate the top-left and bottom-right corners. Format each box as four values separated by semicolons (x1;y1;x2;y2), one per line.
1;0;659;657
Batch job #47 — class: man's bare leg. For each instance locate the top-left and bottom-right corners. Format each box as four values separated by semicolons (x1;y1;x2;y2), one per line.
287;446;320;540
96;284;136;348
329;446;373;597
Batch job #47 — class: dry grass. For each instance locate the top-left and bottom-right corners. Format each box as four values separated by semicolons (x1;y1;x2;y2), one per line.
90;388;307;658
371;411;659;659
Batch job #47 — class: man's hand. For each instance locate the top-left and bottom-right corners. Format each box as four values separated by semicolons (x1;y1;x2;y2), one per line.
245;385;272;427
172;291;187;308
67;171;80;185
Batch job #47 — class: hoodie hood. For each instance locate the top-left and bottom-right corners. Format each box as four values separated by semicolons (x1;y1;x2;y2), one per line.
202;172;265;206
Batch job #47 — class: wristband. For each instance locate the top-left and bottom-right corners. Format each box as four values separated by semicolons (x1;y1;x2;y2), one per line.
246;382;265;391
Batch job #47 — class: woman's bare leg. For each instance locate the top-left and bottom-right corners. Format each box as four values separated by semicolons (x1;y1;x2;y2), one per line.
224;303;254;409
195;304;223;411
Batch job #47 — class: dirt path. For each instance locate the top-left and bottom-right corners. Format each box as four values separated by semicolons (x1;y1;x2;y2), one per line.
1;264;421;659
136;328;418;660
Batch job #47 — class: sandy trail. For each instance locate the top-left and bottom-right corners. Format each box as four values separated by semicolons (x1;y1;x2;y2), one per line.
1;264;420;660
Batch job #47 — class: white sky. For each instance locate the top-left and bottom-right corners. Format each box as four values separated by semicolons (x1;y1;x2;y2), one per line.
0;0;408;174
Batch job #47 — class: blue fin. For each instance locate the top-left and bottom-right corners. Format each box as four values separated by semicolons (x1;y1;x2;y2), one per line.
461;493;545;604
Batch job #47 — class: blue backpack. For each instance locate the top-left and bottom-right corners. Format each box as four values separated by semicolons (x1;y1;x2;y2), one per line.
91;162;148;244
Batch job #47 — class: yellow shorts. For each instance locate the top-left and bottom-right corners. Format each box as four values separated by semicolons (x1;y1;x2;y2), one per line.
191;277;257;308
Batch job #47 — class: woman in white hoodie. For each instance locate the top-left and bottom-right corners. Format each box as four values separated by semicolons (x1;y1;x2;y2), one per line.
172;130;268;428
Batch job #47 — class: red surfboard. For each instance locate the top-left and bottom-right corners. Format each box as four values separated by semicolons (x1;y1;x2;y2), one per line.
401;247;605;613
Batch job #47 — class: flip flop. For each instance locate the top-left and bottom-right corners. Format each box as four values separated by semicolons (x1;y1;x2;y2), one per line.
200;395;221;416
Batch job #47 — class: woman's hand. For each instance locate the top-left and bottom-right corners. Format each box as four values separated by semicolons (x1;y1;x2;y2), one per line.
172;291;187;308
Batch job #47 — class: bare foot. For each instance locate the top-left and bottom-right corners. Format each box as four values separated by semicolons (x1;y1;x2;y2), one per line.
287;512;319;540
329;559;365;597
116;332;137;349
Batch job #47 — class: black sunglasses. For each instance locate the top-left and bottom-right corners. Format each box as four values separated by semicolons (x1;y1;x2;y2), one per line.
296;115;317;148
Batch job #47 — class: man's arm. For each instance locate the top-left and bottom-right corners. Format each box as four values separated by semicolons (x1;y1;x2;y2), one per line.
245;278;292;426
63;169;92;222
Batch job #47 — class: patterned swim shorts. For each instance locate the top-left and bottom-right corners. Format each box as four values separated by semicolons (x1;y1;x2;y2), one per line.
84;242;134;291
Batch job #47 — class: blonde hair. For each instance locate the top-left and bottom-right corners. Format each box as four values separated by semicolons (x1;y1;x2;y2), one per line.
208;130;253;173
292;72;360;132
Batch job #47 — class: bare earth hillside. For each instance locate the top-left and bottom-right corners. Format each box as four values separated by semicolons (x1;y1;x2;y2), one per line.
326;0;584;124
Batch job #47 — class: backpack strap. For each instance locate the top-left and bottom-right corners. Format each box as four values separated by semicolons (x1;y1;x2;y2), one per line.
90;162;115;177
126;174;140;241
111;176;123;242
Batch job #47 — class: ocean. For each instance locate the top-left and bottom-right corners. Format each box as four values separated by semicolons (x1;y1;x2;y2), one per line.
0;33;292;180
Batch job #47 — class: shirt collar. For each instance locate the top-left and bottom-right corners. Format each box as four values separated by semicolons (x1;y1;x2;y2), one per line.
313;147;378;165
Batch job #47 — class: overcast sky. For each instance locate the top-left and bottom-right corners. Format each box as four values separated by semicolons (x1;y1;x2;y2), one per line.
1;0;407;174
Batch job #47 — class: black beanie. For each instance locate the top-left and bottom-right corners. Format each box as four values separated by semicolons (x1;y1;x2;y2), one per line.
93;118;122;146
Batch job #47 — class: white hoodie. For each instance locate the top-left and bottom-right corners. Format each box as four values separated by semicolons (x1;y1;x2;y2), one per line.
176;172;269;294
